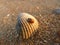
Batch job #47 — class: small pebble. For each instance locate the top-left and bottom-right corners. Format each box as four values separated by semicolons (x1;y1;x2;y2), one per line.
7;14;10;17
53;9;60;15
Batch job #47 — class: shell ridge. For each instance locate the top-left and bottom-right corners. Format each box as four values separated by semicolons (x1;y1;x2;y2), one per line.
23;16;31;39
23;15;36;39
22;18;28;39
20;17;26;39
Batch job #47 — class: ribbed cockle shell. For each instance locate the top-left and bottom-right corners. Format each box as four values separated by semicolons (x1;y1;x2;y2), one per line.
16;13;39;39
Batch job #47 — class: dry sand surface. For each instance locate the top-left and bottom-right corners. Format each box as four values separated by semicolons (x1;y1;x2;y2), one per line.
0;0;60;45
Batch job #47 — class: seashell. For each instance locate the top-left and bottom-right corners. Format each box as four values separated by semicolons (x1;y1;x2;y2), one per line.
16;13;39;39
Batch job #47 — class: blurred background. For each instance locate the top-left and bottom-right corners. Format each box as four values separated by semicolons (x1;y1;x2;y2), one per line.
0;0;60;45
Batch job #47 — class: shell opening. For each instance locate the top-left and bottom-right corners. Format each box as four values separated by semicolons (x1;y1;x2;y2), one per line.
27;18;34;23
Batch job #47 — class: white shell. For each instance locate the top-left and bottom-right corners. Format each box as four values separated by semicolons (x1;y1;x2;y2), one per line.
16;13;39;39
